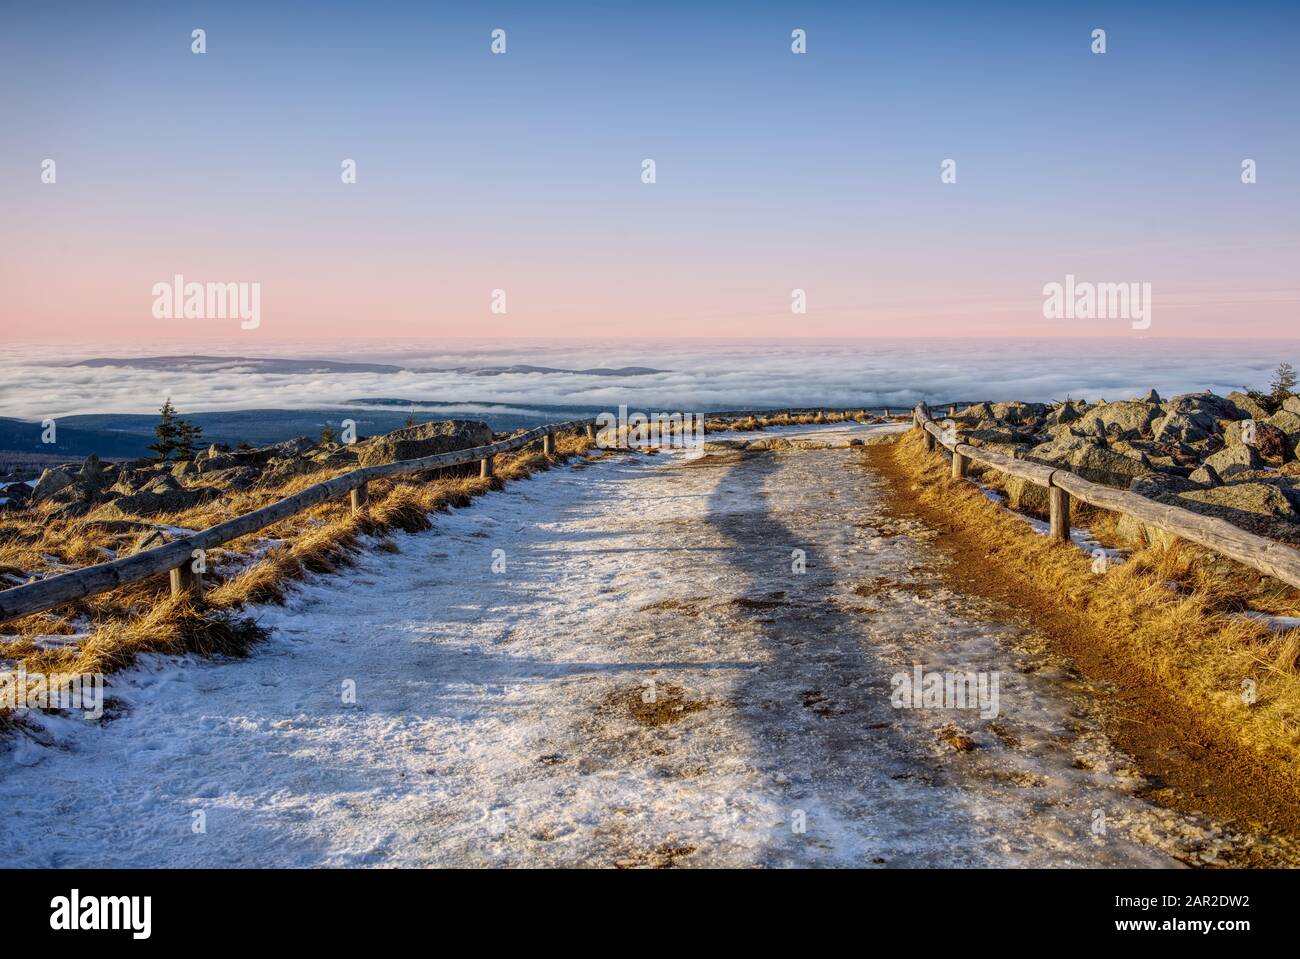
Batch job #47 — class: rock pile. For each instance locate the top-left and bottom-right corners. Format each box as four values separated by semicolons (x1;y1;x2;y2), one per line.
940;391;1300;545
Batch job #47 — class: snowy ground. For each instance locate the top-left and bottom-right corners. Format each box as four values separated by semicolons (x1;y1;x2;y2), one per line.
710;420;909;444
0;427;1273;867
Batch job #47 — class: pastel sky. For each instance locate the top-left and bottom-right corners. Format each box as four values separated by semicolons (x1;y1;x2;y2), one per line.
2;0;1297;341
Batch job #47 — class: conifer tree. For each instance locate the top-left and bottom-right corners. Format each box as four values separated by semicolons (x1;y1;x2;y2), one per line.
176;419;204;459
148;398;180;461
1269;362;1297;406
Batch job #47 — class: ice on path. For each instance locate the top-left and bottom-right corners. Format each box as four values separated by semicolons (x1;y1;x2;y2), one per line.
0;433;1255;867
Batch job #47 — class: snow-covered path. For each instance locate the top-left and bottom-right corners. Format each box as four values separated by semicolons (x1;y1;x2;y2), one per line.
0;433;1249;867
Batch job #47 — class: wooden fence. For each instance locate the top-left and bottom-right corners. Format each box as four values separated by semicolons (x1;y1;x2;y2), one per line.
9;408;915;623
913;403;1300;591
3;401;1121;625
0;418;598;623
2;406;927;623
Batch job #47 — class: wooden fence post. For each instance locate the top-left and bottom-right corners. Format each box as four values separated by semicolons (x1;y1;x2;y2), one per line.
350;482;369;515
169;563;202;601
923;428;935;451
951;449;969;479
585;423;596;442
1049;485;1070;542
543;432;555;455
480;455;494;478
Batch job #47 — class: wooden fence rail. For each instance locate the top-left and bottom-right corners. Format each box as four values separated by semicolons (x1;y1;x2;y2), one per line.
0;418;595;622
913;404;1300;591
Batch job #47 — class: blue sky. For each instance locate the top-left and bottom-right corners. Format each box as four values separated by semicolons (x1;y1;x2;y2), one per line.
2;1;1296;340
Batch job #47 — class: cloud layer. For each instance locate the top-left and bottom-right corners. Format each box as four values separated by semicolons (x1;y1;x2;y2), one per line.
0;339;1293;422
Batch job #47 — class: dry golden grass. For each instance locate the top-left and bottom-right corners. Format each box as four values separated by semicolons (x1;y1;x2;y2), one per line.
889;428;1300;766
13;597;268;688
973;460;1300;620
0;430;596;726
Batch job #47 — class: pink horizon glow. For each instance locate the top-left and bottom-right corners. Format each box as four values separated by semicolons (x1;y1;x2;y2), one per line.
5;267;1297;342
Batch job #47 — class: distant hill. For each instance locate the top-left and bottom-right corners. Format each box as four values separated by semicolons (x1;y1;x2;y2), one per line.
74;356;406;375
0;417;148;460
70;356;669;377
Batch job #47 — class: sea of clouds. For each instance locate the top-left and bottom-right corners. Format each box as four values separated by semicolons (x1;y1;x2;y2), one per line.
0;339;1294;421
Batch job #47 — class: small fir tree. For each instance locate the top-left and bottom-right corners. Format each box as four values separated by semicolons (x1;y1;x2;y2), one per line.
176;419;204;459
148;398;180;461
1269;362;1297;406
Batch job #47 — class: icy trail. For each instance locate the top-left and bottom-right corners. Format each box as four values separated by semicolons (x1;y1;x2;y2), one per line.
0;428;1248;866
